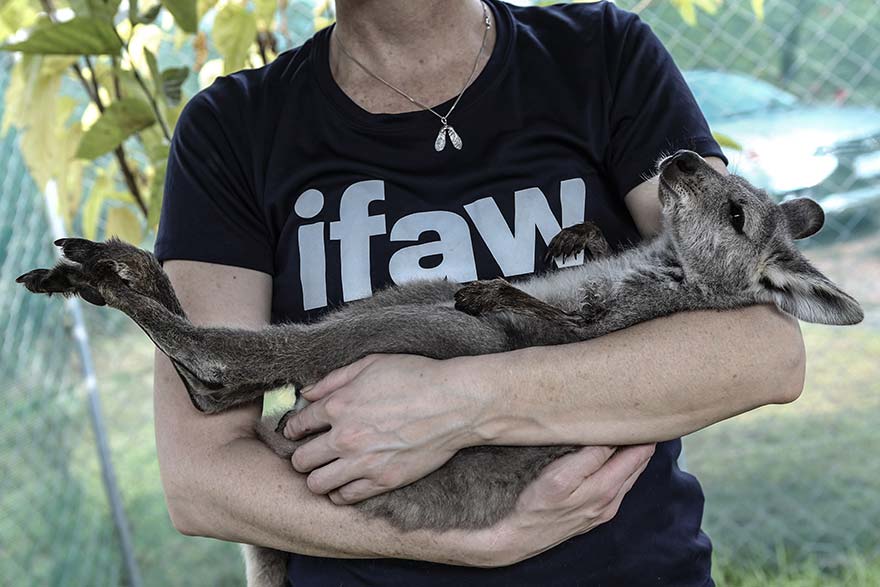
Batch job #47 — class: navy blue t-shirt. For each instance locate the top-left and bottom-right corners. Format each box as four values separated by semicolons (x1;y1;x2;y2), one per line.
156;1;724;585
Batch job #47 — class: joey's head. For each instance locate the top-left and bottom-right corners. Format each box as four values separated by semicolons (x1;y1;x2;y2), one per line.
656;150;862;325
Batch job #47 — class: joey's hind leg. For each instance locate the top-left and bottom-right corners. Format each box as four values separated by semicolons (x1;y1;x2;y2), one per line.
454;278;583;327
19;238;276;413
57;238;186;316
545;221;609;264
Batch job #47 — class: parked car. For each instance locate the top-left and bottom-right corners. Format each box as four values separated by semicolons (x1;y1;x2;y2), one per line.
684;69;880;234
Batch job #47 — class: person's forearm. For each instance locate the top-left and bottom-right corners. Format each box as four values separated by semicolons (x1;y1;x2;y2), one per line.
456;304;805;447
153;262;504;567
167;431;500;565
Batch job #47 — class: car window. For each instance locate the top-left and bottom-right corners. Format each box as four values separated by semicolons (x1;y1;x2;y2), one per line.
684;70;799;120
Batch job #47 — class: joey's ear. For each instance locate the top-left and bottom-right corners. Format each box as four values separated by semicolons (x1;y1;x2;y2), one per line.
759;250;863;325
780;198;824;240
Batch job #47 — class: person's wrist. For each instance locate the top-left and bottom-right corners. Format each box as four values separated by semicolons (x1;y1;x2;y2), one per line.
444;352;549;448
439;354;505;449
442;520;522;567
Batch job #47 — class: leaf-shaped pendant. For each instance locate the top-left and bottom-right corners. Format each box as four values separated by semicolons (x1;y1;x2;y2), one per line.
434;125;448;152
447;125;463;150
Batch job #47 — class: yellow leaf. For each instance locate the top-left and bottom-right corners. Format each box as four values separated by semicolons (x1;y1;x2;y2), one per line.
312;0;333;31
212;3;257;74
313;15;333;31
198;57;224;88
255;0;275;29
671;0;697;26
694;0;721;16
82;187;105;240
752;0;765;21
671;0;723;26
0;0;40;41
105;206;144;243
312;0;331;17
125;23;163;74
712;131;743;151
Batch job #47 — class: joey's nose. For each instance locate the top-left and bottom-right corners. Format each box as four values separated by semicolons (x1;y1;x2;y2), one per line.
670;150;701;175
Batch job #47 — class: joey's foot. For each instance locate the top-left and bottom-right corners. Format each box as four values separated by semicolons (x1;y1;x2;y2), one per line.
16;266;107;306
454;278;516;316
545;221;609;265
18;238;173;309
56;238;166;296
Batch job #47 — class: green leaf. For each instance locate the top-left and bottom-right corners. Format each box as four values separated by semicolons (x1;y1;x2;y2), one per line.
0;17;122;55
0;0;40;41
3;55;83;222
212;3;256;74
79;0;122;21
161;0;198;33
160;66;188;105
82;190;104;240
106;206;143;243
76;97;156;159
147;160;166;231
144;46;162;94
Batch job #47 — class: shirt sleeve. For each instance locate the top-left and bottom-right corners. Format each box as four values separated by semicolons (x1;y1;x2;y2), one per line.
602;6;727;198
154;78;274;275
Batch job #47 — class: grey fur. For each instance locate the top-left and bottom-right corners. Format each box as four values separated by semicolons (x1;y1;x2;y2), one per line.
17;151;863;586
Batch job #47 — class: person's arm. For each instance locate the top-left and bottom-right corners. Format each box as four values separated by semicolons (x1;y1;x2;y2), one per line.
283;159;806;504
155;259;653;566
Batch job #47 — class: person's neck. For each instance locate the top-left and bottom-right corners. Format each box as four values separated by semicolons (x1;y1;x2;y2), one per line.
332;0;491;76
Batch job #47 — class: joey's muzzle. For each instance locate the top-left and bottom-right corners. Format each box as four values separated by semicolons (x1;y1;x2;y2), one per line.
659;150;704;179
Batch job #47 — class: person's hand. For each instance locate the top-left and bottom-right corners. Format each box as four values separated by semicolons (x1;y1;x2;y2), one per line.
283;354;484;504
463;444;656;567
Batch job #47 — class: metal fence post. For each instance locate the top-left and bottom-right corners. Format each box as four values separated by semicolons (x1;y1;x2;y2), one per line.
42;179;144;587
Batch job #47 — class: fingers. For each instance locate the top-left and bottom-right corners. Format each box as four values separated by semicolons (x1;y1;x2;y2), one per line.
300;355;381;401
283;400;331;440
572;444;655;504
300;459;363;495
582;449;653;528
290;433;336;473
530;446;617;499
328;479;386;505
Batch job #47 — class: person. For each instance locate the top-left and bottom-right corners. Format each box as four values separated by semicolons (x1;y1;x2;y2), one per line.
153;1;806;585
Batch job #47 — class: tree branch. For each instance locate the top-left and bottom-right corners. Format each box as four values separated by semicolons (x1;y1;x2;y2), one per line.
113;28;172;141
39;0;149;217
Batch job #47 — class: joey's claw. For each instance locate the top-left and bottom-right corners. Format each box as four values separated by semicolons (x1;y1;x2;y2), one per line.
55;237;103;263
15;266;107;305
545;221;609;265
15;269;54;293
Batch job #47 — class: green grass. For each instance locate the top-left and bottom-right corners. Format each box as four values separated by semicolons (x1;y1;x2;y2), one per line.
716;553;880;587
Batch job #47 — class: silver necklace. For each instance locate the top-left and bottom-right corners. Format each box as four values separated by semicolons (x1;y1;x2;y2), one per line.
334;1;491;152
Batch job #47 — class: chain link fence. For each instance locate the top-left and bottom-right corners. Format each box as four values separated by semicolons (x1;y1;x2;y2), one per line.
1;1;878;585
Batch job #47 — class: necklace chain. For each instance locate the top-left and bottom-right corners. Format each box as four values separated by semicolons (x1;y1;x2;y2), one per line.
334;1;492;151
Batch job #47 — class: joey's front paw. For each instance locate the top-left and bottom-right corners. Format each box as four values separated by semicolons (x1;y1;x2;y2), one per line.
545;221;609;264
454;278;513;316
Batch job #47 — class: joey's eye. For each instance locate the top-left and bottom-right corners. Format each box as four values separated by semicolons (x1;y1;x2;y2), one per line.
729;201;745;234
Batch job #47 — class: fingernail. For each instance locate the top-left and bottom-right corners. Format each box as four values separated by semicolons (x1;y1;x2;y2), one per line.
301;384;315;396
